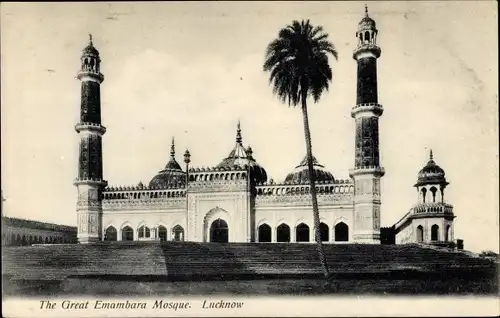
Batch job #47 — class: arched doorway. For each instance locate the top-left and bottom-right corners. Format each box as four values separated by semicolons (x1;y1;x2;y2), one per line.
122;226;134;241
138;225;151;239
416;225;424;242
210;219;228;243
258;224;271;242
104;226;117;241
320;223;329;242
334;222;349;242
276;223;290;242
158;226;168;241
296;223;310;242
172;225;185;241
445;225;451;241
431;224;439;241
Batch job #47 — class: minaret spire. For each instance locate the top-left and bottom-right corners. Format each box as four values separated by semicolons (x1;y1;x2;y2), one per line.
170;137;176;157
430;149;433;160
365;4;369;16
236;120;242;144
89;33;93;45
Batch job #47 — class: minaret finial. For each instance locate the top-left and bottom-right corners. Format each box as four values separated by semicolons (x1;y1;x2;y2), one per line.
430;149;433;160
365;4;369;16
236;120;242;144
170;137;175;157
89;33;93;45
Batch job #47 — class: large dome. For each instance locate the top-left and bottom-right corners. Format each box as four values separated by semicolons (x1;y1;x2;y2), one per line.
216;122;267;184
415;150;447;186
284;155;335;184
149;138;186;188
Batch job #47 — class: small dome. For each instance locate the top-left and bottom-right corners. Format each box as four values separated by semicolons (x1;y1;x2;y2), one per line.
149;138;186;189
415;150;447;186
82;34;99;56
216;122;267;184
284;155;335;184
358;5;376;29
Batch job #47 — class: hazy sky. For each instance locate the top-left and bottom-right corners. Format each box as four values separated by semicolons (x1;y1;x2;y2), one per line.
1;2;498;252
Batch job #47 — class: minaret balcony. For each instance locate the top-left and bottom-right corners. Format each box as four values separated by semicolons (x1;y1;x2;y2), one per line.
351;103;384;118
349;166;385;177
73;178;108;187
353;44;381;59
75;122;106;135
412;202;454;215
76;70;104;83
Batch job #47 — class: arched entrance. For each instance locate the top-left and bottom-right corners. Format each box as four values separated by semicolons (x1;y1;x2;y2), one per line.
334;222;349;242
210;219;228;243
320;222;329;242
104;226;117;241
122;226;134;241
295;223;310;242
431;224;439;241
277;223;290;242
158;226;168;241
258;224;271;242
172;225;185;241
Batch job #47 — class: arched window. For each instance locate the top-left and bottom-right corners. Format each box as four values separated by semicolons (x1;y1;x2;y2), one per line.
138;225;151;239
158;226;168;241
320;223;329;242
364;31;370;43
10;234;16;246
38;236;43;243
172;225;185;241
104;226;117;241
431;224;439;241
276;223;290;243
416;225;424;242
22;235;27;246
334;222;349;242
295;223;310;242
258;224;272;243
122;226;134;241
44;237;49;244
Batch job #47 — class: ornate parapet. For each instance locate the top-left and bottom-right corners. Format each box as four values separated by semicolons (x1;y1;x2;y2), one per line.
187;166;249;192
353;43;381;59
351;103;384;118
103;186;186;207
255;180;354;207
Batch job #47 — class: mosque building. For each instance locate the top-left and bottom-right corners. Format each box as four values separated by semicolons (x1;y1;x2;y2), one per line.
73;9;459;247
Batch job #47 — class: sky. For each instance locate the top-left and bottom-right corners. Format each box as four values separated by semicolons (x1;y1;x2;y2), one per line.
1;2;498;253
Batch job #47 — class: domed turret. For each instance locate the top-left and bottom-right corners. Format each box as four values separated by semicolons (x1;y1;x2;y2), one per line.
82;35;100;57
415;150;448;187
284;155;335;184
216;121;268;184
358;5;376;30
149;137;186;188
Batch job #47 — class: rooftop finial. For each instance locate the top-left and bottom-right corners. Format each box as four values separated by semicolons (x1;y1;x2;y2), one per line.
236;120;242;144
430;149;433;160
365;4;369;16
170;137;175;157
89;33;93;45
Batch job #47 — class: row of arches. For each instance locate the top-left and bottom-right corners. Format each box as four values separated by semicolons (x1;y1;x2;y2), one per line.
257;222;349;243
419;186;444;204
104;225;185;241
3;233;71;246
416;224;451;242
256;185;354;196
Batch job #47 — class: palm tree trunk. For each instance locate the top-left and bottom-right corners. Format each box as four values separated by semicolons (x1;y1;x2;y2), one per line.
301;92;330;280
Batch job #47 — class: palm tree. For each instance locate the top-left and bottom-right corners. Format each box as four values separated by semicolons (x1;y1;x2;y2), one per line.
263;20;338;279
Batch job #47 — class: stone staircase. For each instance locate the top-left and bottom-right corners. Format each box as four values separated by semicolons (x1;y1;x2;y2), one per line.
2;242;496;281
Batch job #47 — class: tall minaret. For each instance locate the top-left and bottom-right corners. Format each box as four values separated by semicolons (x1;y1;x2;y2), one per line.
74;34;107;244
349;6;385;244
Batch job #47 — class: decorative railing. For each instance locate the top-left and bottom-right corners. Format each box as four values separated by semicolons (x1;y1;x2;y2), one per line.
188;167;248;182
74;122;106;134
413;202;454;214
103;187;186;200
255;180;354;196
